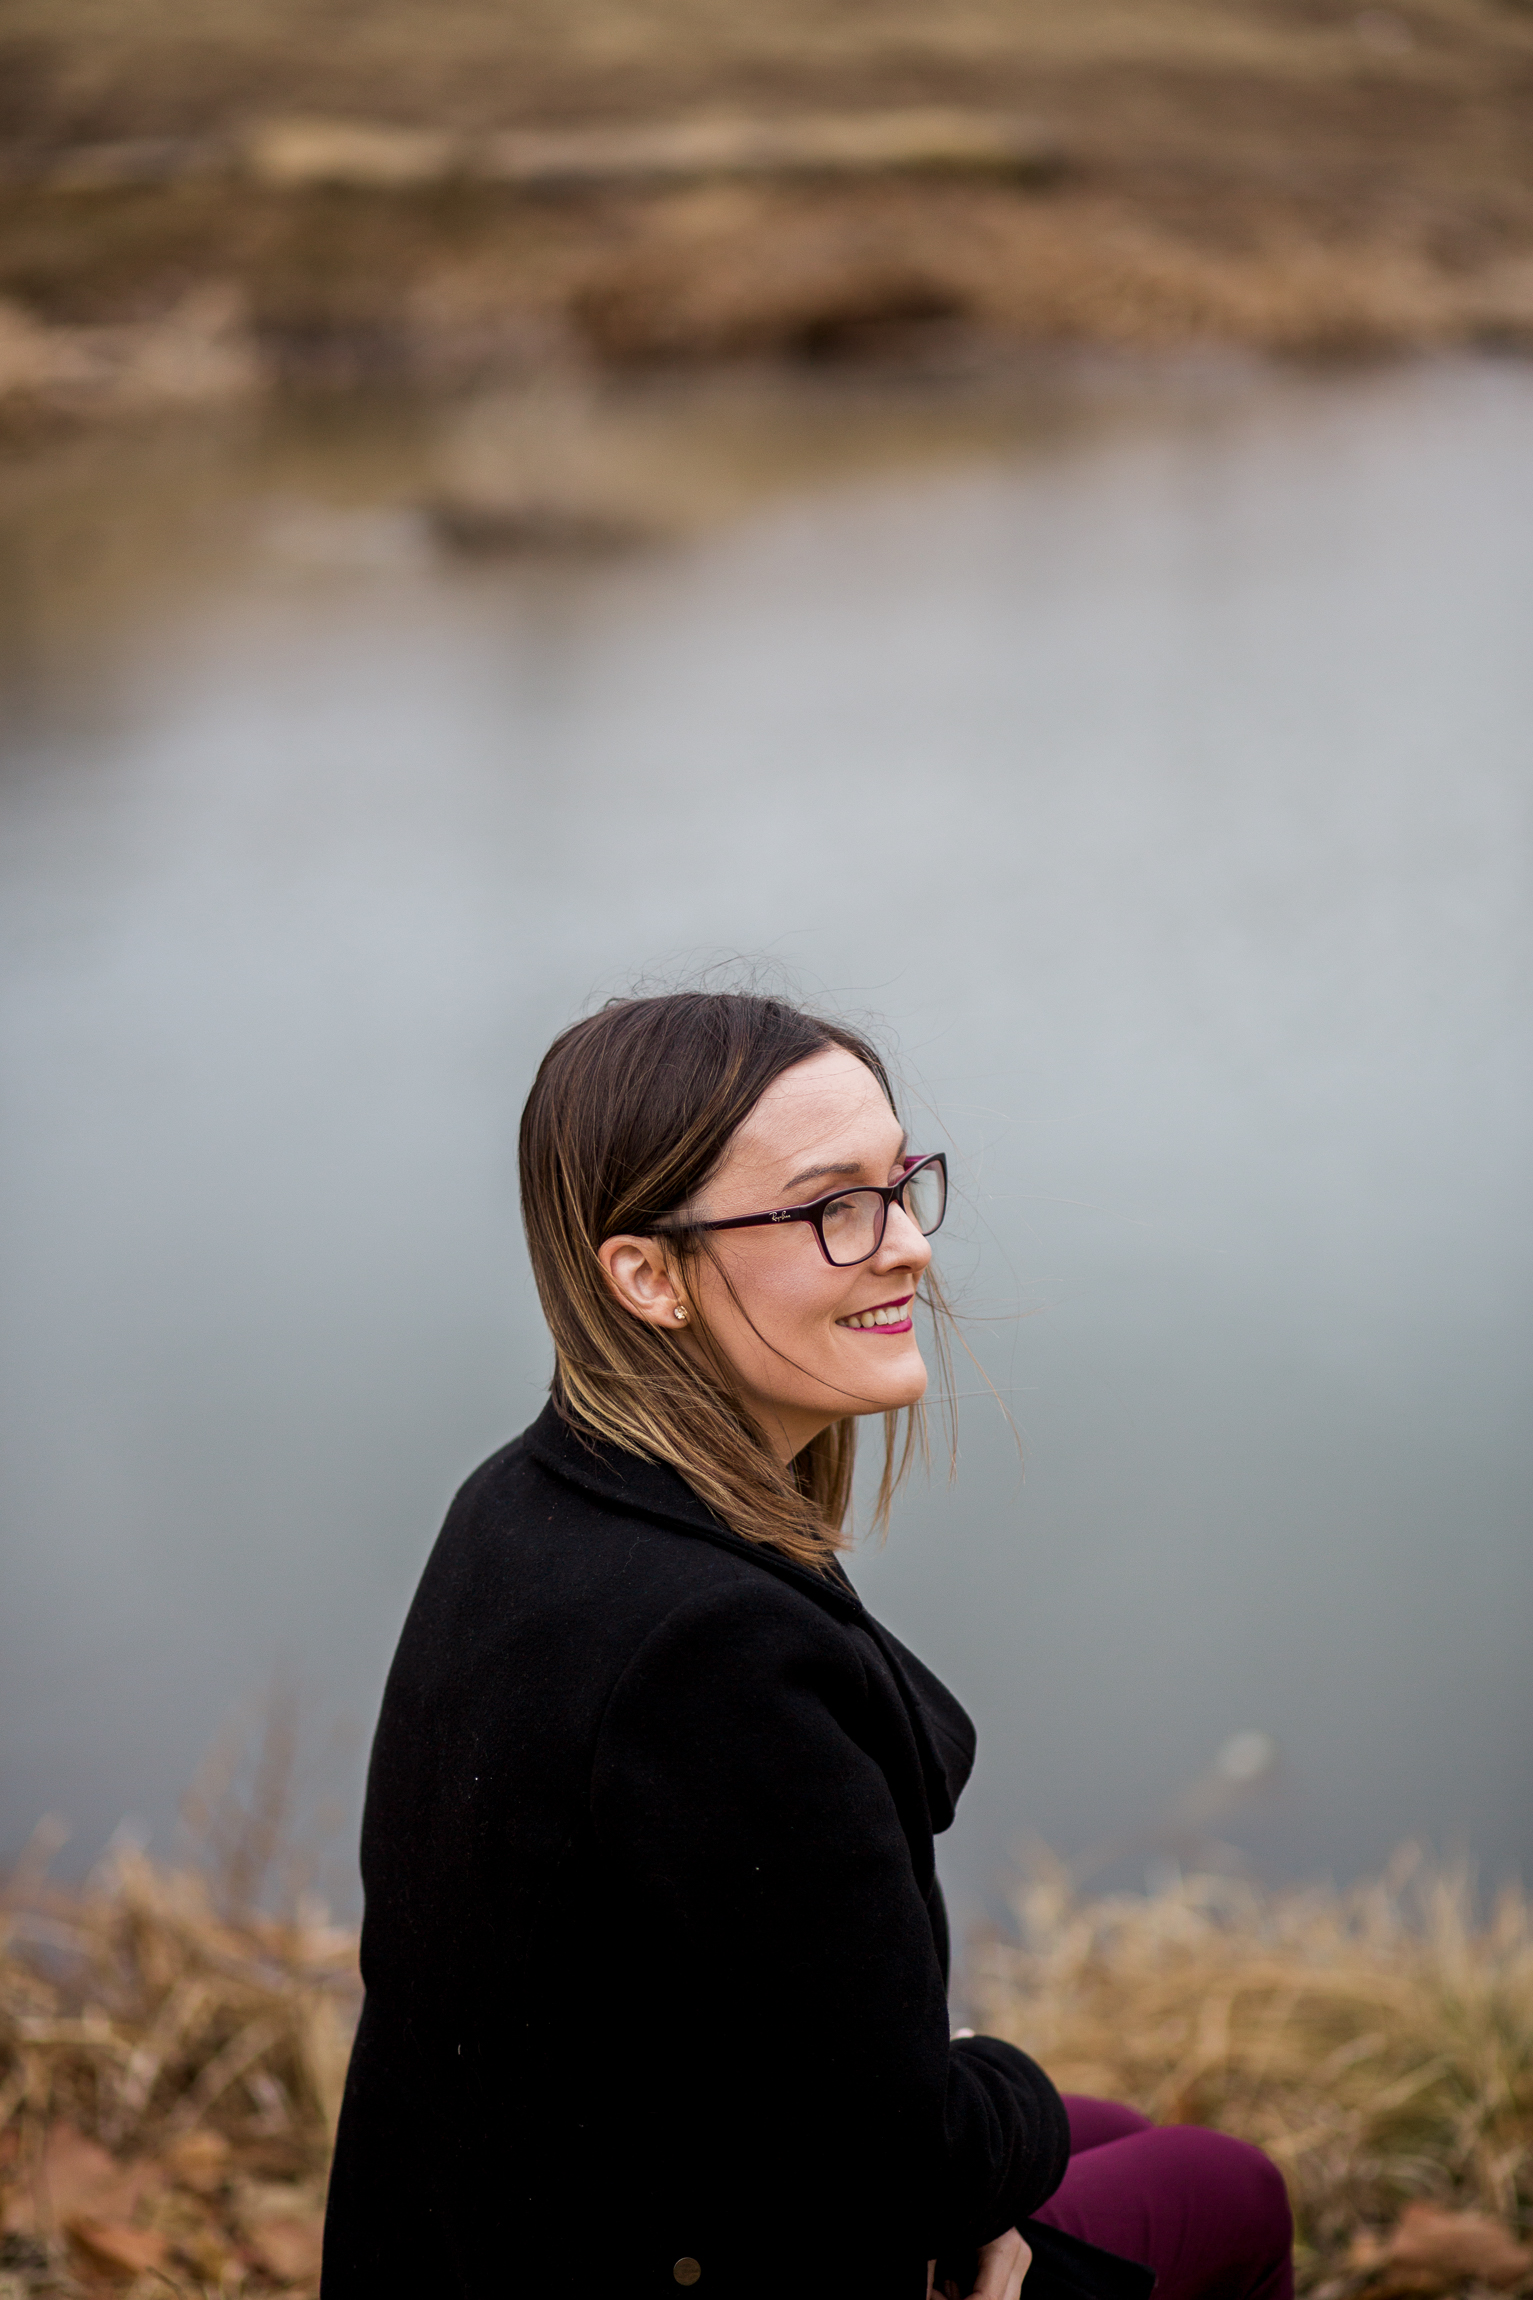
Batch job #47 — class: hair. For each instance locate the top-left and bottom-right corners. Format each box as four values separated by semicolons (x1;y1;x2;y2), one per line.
517;990;957;1568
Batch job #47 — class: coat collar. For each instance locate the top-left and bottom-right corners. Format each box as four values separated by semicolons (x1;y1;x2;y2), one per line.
521;1399;866;1622
521;1400;974;1828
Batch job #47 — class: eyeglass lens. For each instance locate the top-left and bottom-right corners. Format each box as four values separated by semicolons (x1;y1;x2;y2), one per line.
819;1161;946;1267
900;1158;946;1239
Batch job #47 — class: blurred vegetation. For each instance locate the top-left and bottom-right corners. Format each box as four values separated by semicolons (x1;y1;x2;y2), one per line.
0;1711;355;2300
0;1849;351;2297
4;1825;1532;2297
1;0;1532;425
974;1850;1533;2300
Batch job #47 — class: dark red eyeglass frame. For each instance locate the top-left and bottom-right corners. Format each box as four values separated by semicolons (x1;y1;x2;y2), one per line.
673;1151;947;1268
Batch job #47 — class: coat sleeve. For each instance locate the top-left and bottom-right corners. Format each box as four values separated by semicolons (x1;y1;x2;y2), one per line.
589;1579;1068;2266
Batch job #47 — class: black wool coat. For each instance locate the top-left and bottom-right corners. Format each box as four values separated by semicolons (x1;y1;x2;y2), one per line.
322;1403;1072;2300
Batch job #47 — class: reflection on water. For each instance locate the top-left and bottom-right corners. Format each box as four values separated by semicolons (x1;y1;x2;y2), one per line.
2;357;1530;1918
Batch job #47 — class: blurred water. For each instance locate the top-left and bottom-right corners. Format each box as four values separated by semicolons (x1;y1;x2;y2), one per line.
2;357;1530;1922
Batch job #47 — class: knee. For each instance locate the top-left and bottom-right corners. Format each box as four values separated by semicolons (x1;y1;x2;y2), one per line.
1063;2095;1154;2153
1174;2129;1293;2253
1230;2137;1292;2249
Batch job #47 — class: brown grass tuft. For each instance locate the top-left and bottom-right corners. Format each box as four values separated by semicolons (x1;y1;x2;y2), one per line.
4;1836;1530;2296
970;1847;1533;2294
0;1825;357;2297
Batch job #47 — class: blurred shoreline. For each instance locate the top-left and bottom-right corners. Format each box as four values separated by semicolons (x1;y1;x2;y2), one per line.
3;0;1532;432
0;348;1311;663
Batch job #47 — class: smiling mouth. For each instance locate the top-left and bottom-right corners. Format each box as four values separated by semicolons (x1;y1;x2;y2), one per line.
837;1294;915;1333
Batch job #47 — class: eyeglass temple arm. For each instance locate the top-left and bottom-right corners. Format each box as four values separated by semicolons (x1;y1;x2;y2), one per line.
699;1157;942;1236
696;1207;813;1235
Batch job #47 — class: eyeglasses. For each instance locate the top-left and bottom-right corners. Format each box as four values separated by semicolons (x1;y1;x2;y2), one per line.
683;1152;947;1269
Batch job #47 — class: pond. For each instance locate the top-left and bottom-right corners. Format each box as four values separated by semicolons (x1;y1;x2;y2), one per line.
2;353;1530;1925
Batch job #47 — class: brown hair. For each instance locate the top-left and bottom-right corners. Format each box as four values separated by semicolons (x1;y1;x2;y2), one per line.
517;990;956;1568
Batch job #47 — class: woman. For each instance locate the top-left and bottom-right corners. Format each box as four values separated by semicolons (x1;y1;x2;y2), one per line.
322;991;1293;2300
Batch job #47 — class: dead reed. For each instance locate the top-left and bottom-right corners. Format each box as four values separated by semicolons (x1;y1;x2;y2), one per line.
0;1709;358;2299
970;1848;1533;2297
4;1831;1531;2297
0;1831;356;2298
4;0;1533;418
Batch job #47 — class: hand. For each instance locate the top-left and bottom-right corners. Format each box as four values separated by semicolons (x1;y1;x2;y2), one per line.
970;2227;1032;2300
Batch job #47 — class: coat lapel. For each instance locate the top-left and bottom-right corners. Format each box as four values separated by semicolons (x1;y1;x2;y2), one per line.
520;1400;976;1827
521;1400;864;1622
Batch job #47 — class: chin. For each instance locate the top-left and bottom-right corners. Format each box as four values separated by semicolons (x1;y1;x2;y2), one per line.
815;1336;928;1419
874;1356;930;1413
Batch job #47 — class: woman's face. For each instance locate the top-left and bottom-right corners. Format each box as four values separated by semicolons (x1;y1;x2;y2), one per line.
601;1045;933;1462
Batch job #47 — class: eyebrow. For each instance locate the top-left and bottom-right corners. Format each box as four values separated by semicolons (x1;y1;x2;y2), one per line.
782;1131;908;1194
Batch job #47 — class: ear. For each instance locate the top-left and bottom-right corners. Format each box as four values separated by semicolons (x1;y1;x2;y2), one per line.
598;1234;688;1330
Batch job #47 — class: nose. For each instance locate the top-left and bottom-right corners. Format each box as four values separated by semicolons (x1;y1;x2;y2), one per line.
876;1198;933;1273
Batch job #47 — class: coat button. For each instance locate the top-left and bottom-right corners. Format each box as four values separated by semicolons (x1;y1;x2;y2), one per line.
673;2260;701;2286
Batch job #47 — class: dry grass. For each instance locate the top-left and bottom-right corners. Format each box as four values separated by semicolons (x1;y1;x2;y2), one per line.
3;1823;1531;2296
2;0;1533;415
0;1724;358;2299
3;0;1532;147
971;1849;1533;2295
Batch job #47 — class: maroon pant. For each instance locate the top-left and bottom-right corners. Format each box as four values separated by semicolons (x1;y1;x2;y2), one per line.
1031;2098;1294;2300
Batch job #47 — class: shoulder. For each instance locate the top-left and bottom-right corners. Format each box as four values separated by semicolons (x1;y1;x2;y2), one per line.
591;1574;896;1827
609;1561;872;1690
398;1420;865;1700
439;1425;557;1530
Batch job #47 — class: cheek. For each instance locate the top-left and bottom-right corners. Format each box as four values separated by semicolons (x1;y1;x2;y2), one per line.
706;1246;847;1341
